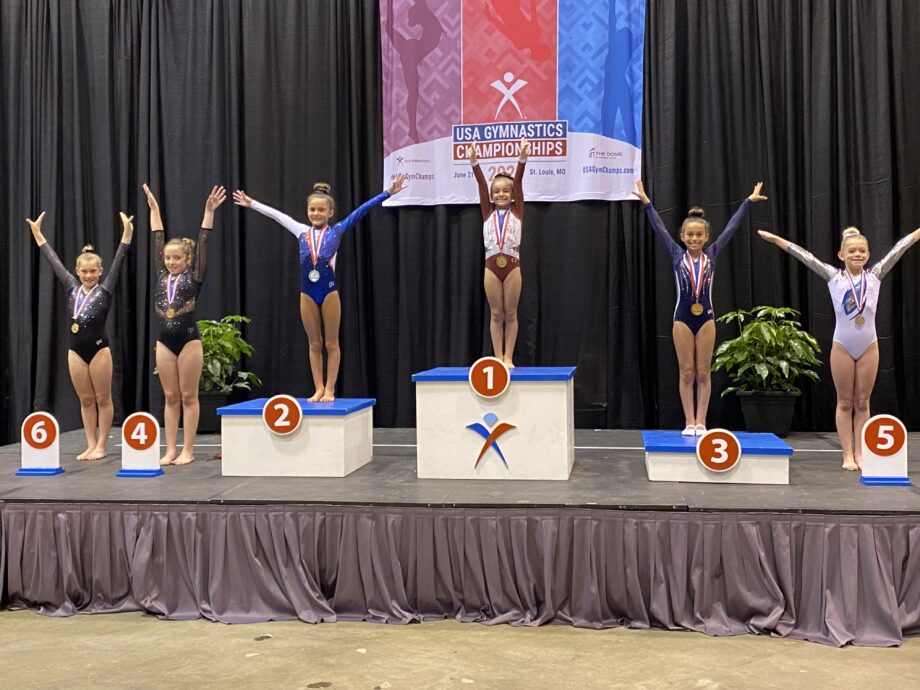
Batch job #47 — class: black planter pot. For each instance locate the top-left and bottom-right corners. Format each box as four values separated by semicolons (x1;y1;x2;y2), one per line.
197;391;228;434
737;391;799;437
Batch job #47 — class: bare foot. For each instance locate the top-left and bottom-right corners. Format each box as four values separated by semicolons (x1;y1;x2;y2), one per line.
173;452;195;466
159;450;178;466
842;455;859;471
854;455;863;470
307;388;324;403
86;447;108;461
320;388;336;403
504;359;515;369
76;447;94;461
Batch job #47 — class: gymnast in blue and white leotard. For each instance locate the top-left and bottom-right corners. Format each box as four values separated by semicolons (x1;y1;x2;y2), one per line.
759;225;920;470
234;176;408;402
635;181;768;436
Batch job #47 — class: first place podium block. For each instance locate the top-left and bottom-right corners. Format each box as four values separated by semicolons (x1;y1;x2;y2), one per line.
643;430;792;484
412;366;576;480
218;397;375;477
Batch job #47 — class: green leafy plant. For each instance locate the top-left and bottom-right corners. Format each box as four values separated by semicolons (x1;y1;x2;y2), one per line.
712;306;821;396
198;315;262;395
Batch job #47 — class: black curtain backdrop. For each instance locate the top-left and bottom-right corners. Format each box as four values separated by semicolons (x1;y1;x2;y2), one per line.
3;1;920;445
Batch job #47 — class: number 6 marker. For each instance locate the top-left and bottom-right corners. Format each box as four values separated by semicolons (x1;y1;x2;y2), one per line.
18;412;64;476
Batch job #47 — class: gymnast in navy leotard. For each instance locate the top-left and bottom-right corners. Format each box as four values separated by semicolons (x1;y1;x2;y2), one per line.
634;181;767;436
28;210;134;461
144;183;226;467
233;175;408;402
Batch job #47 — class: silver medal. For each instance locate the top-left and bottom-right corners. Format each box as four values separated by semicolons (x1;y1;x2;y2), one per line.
308;270;321;283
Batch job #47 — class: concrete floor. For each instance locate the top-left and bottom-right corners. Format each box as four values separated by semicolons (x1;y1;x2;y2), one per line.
1;611;917;689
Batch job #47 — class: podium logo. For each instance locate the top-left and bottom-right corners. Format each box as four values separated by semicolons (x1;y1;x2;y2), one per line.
467;412;516;468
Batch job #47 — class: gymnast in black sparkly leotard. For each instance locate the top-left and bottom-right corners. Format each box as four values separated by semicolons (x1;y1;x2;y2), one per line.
143;183;226;467
28;210;135;461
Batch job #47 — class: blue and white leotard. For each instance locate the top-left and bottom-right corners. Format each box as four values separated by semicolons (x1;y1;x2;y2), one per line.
250;192;390;305
645;200;752;334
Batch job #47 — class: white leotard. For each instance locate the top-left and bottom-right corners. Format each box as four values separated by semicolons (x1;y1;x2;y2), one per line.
785;234;918;358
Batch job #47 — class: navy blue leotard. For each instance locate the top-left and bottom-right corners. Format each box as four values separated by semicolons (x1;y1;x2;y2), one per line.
645;199;751;334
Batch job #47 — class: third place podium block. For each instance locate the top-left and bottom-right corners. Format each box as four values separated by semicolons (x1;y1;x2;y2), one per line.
218;396;375;477
413;361;575;480
642;429;792;484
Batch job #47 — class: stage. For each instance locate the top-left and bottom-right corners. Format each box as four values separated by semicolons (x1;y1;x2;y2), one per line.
1;428;919;647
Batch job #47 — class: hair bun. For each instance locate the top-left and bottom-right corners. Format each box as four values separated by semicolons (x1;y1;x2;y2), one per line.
688;207;705;218
313;182;332;195
81;244;95;253
841;226;861;239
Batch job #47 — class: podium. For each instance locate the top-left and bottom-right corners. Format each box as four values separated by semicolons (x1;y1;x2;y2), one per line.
218;397;375;477
412;366;575;480
642;430;792;484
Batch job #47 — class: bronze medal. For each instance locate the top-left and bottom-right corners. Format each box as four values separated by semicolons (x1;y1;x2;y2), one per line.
691;302;704;316
165;308;176;319
855;315;865;326
496;254;508;269
71;322;80;334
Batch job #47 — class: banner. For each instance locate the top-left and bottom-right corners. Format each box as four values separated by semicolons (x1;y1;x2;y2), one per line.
381;0;645;206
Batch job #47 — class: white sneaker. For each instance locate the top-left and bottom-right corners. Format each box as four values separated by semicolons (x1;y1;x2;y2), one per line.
695;424;707;436
681;425;696;436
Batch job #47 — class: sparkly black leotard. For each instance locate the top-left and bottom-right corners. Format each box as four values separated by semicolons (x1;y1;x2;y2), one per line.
153;228;210;356
40;242;130;364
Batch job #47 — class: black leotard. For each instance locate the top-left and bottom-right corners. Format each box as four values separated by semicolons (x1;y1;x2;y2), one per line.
153;228;210;356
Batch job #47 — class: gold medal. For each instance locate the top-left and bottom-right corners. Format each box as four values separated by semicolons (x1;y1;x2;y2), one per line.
691;302;704;316
855;315;865;326
165;308;176;319
71;323;80;334
496;254;508;269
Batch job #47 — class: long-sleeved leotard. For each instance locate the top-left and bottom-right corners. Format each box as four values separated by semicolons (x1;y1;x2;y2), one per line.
783;234;919;358
473;161;525;282
249;192;390;305
153;228;210;356
40;242;130;363
645;200;752;334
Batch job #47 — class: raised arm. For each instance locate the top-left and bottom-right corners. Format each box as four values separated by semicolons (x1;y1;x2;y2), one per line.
512;138;528;218
468;145;492;220
195;186;225;283
234;190;308;239
29;213;79;289
708;182;766;256
633;181;681;258
143;184;166;269
872;227;920;279
101;212;133;293
757;229;837;281
336;173;407;234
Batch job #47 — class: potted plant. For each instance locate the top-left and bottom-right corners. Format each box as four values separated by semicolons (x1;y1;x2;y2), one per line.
712;306;821;436
197;315;262;432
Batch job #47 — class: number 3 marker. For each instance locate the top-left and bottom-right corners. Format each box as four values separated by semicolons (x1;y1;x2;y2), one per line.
696;429;742;473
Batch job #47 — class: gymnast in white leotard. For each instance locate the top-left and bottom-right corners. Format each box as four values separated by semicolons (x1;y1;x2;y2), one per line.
759;226;920;470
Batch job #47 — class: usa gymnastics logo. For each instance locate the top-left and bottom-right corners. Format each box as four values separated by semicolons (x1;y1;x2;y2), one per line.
467;412;517;468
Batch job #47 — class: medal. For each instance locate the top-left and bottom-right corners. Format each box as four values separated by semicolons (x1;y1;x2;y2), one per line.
307;225;328;277
492;210;512;260
684;252;708;316
496;255;508;269
845;270;868;325
71;284;98;331
165;273;180;319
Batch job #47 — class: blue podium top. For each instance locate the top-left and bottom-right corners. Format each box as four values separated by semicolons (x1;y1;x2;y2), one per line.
412;366;576;382
641;430;793;456
217;397;375;417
